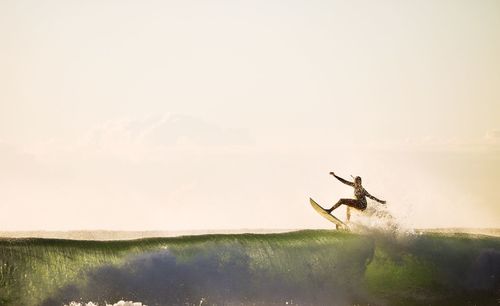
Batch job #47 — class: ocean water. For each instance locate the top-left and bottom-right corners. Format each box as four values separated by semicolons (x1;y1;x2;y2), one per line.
1;230;499;306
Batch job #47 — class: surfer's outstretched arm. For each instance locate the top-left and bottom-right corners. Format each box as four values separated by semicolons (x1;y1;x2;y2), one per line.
329;172;354;186
365;191;386;204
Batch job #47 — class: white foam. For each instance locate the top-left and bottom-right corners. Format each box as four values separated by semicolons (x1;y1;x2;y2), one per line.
65;301;146;306
348;203;412;235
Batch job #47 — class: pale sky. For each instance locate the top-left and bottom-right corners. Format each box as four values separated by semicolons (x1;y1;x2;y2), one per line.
1;0;499;230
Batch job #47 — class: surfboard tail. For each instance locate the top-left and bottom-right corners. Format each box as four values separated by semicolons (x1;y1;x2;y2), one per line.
309;198;348;229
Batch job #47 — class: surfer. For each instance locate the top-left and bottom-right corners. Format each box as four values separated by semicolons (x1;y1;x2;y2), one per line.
326;172;386;221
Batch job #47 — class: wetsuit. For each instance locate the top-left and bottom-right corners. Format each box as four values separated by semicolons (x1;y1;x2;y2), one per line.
329;174;381;211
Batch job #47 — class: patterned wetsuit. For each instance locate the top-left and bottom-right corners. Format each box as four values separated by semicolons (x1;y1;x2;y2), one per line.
353;185;368;210
332;174;373;211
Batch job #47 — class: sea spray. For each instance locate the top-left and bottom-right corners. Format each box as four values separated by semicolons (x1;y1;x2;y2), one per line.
348;202;413;237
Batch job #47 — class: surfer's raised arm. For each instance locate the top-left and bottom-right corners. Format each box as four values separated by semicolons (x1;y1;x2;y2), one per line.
329;172;354;187
365;190;386;204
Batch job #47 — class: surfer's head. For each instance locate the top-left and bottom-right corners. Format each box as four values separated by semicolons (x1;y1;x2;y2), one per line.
354;176;362;186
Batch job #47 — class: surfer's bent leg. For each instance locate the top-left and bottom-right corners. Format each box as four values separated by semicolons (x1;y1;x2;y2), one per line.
326;199;359;213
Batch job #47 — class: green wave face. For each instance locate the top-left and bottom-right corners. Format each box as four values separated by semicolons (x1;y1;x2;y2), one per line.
0;230;499;306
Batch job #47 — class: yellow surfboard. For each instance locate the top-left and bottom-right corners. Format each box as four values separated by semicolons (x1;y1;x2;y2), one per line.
309;198;348;230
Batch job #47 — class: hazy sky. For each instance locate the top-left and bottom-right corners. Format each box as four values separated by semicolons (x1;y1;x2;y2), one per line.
1;0;499;230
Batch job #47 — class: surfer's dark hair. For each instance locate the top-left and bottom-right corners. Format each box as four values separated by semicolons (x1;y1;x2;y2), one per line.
354;176;362;183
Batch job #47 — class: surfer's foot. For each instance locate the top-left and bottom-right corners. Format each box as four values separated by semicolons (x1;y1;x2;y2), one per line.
325;209;332;214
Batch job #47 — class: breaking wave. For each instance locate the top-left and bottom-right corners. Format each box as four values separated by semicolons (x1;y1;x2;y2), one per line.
42;233;500;306
1;230;499;306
